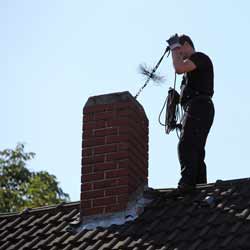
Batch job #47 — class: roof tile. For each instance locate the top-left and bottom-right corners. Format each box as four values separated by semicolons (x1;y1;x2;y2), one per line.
220;235;234;249
0;241;11;250
1;179;250;250
98;236;119;250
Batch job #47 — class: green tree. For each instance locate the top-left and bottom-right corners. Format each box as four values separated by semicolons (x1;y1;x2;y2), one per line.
0;143;70;213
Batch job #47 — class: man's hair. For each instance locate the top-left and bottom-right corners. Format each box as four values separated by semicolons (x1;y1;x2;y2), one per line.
179;34;195;50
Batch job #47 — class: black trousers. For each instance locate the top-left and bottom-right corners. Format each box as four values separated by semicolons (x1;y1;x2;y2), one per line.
178;97;214;187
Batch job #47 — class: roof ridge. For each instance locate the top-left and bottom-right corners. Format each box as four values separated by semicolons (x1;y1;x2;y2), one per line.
0;201;80;218
152;177;250;193
214;177;250;186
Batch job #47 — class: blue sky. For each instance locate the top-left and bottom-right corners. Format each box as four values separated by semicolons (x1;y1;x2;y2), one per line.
2;1;250;201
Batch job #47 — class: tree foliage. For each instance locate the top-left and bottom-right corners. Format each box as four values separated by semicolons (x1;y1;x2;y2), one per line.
0;143;70;213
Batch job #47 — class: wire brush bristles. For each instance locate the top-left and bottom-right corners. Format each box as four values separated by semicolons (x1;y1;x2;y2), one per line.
138;64;165;83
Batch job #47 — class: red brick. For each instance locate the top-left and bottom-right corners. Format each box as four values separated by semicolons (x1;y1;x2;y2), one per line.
105;169;128;179
130;152;147;172
81;200;92;209
128;184;136;194
105;203;127;213
106;151;129;161
105;187;129;196
93;196;117;207
82;172;104;182
94;144;117;155
131;140;147;156
83;113;94;122
83;129;94;137
117;110;131;118
118;160;130;169
118;143;129;151
81;183;92;191
94;111;114;121
83;137;105;147
117;194;128;203
93;162;117;172
107;119;130;127
82;155;105;165
81;166;93;174
129;162;144;176
83;207;105;216
81;190;105;199
128;175;140;189
93;179;118;189
131;126;147;139
106;135;129;144
83;120;106;130
113;102;132;109
84;104;114;113
132;113;144;123
94;128;118;137
118;126;129;134
105;104;116;111
117;176;129;186
95;120;107;129
82;148;93;157
84;104;108;113
134;144;148;156
82;122;95;131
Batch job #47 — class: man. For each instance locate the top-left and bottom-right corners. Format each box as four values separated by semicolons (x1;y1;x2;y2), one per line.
167;34;215;192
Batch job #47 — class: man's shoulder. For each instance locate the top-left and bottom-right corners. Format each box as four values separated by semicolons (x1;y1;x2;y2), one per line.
193;52;212;61
190;52;213;68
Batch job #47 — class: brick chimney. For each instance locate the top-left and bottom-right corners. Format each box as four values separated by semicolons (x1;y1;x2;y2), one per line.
80;91;148;219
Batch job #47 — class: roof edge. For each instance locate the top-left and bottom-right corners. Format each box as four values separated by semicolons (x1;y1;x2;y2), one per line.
0;201;80;218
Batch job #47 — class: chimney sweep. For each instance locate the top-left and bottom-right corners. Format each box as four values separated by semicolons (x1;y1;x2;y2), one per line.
166;34;215;192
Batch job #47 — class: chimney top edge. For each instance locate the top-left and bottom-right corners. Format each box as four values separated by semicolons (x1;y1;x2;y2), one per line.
84;91;144;111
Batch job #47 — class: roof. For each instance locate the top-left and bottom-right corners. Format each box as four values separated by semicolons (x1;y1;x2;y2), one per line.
1;178;250;250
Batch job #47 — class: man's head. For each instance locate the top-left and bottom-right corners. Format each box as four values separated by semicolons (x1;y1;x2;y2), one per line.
178;34;195;59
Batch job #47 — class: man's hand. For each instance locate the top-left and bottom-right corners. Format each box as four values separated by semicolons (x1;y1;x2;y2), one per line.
167;34;181;50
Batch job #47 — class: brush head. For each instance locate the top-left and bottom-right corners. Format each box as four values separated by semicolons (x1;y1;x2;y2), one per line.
138;64;165;83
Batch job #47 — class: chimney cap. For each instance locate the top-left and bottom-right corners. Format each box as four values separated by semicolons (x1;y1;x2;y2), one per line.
84;91;144;111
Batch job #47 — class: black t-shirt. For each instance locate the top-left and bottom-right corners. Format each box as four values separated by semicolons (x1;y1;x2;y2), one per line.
180;52;214;105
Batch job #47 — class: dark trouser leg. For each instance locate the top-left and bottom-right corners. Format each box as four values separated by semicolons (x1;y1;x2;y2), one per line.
178;99;214;187
178;134;199;186
196;148;207;184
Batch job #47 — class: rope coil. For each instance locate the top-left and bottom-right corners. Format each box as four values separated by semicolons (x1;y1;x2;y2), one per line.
158;73;183;137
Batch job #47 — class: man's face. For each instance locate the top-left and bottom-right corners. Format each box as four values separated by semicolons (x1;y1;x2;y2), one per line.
178;44;189;59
